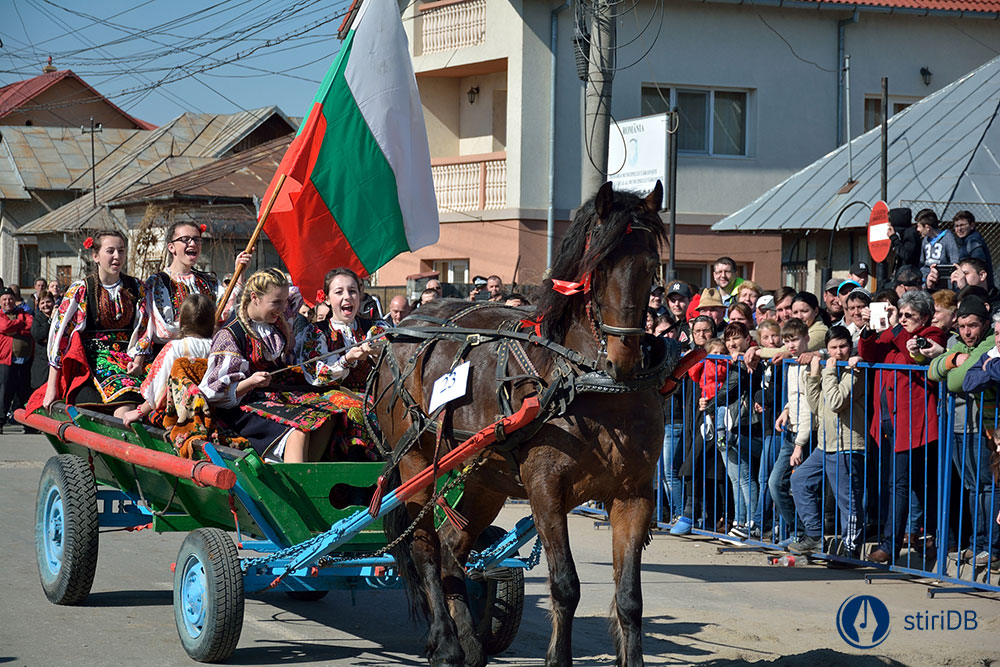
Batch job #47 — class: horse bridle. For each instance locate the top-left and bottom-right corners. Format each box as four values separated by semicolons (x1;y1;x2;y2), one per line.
579;221;657;359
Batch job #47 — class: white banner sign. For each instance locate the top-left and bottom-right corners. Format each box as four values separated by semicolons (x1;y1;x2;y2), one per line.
607;112;668;207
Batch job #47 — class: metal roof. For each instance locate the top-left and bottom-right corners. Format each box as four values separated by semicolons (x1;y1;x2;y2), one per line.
712;55;1000;233
12;107;296;234
0;69;156;130
107;135;291;205
0;126;140;199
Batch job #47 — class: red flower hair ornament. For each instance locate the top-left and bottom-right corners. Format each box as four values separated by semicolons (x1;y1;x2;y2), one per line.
83;236;94;249
315;289;326;303
199;224;207;233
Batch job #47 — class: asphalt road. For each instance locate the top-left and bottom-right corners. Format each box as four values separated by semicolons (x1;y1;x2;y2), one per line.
3;429;1000;667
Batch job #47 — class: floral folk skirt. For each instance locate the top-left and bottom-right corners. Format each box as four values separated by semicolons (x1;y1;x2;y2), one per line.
77;330;143;406
238;387;379;461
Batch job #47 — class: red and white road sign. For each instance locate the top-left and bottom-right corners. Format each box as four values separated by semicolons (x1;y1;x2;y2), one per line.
868;201;891;263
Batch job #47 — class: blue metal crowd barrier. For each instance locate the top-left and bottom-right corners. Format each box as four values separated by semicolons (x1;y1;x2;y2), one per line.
653;353;1000;594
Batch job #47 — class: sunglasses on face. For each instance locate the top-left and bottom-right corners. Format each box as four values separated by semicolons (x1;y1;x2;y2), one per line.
899;311;918;320
171;236;203;246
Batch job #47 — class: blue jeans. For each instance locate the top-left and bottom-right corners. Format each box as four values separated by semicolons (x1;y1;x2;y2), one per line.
790;449;865;553
726;434;762;527
878;443;939;558
950;430;1000;553
661;422;686;520
757;434;781;532
768;430;800;538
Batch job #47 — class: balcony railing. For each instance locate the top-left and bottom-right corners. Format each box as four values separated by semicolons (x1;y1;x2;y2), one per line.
420;0;486;54
431;152;506;212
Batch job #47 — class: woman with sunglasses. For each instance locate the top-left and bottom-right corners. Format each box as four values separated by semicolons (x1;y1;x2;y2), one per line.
134;222;251;361
858;289;947;564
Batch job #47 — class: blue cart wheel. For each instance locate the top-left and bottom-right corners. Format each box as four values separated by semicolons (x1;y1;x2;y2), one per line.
466;525;525;655
35;454;99;605
173;528;244;663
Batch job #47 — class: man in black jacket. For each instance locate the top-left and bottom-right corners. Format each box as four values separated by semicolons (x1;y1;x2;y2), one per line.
888;207;921;274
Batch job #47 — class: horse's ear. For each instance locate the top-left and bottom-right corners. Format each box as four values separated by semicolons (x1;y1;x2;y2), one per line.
595;181;614;220
645;181;664;213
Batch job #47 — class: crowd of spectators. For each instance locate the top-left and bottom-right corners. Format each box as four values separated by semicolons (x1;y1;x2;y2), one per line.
0;278;62;433
653;208;1000;568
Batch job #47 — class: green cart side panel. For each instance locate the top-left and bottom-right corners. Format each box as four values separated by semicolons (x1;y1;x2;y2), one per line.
37;407;467;553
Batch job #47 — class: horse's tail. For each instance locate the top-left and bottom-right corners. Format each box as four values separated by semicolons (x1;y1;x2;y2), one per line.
383;465;430;622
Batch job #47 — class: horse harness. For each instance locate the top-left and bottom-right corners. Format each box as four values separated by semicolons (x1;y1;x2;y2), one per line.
364;300;681;485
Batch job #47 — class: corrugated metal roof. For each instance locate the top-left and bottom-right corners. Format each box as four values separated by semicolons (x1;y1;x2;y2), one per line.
0;126;140;198
107;135;291;205
712;55;1000;233
0;69;156;130
9;107;296;234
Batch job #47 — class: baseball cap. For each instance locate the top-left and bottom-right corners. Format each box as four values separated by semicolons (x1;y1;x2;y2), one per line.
650;284;665;295
666;281;692;299
824;278;841;293
850;261;870;276
837;280;862;295
755;295;775;311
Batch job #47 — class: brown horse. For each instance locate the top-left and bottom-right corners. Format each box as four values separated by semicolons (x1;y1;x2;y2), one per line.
373;181;684;667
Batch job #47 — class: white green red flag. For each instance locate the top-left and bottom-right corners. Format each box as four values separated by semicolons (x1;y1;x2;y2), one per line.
262;0;438;302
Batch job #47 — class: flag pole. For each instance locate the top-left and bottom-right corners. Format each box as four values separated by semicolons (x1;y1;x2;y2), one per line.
215;172;287;322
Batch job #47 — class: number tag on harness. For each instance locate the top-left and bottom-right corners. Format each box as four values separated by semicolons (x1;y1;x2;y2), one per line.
429;361;471;413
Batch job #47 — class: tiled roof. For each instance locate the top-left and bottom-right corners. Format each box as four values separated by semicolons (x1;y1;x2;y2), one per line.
0;69;156;130
712;55;1000;232
807;0;1000;13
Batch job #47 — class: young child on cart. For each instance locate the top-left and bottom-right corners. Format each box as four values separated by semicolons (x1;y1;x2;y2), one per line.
122;293;214;426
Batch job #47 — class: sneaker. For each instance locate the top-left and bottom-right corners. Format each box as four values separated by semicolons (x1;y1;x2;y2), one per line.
670;516;693;536
748;525;762;540
728;524;749;540
777;535;801;550
788;535;822;554
973;551;998;567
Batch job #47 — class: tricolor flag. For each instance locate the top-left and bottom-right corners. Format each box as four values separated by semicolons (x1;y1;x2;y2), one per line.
262;0;439;302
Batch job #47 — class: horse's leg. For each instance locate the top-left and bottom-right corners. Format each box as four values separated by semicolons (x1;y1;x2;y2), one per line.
528;490;579;667
437;487;507;667
402;462;465;667
607;493;653;667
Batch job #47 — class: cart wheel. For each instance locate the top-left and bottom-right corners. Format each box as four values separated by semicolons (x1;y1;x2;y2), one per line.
466;525;525;655
173;528;244;663
35;454;99;605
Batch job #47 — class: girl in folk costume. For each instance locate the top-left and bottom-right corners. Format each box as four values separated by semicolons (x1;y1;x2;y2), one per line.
296;268;383;388
295;267;385;460
133;221;251;359
198;269;338;463
122;293;215;426
40;231;148;419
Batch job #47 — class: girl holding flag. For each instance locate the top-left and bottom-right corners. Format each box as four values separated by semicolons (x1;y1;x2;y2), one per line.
134;221;251;359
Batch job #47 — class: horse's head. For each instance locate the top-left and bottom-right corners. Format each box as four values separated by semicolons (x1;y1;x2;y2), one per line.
588;181;665;381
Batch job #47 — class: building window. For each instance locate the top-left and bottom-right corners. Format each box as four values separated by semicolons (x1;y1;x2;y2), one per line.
432;259;469;284
641;85;749;156
863;97;917;132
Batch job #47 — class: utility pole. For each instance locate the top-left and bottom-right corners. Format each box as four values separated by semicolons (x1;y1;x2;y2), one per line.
580;0;615;199
81;117;103;208
666;108;678;281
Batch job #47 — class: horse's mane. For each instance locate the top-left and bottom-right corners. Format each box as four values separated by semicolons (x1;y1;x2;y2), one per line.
534;187;667;343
